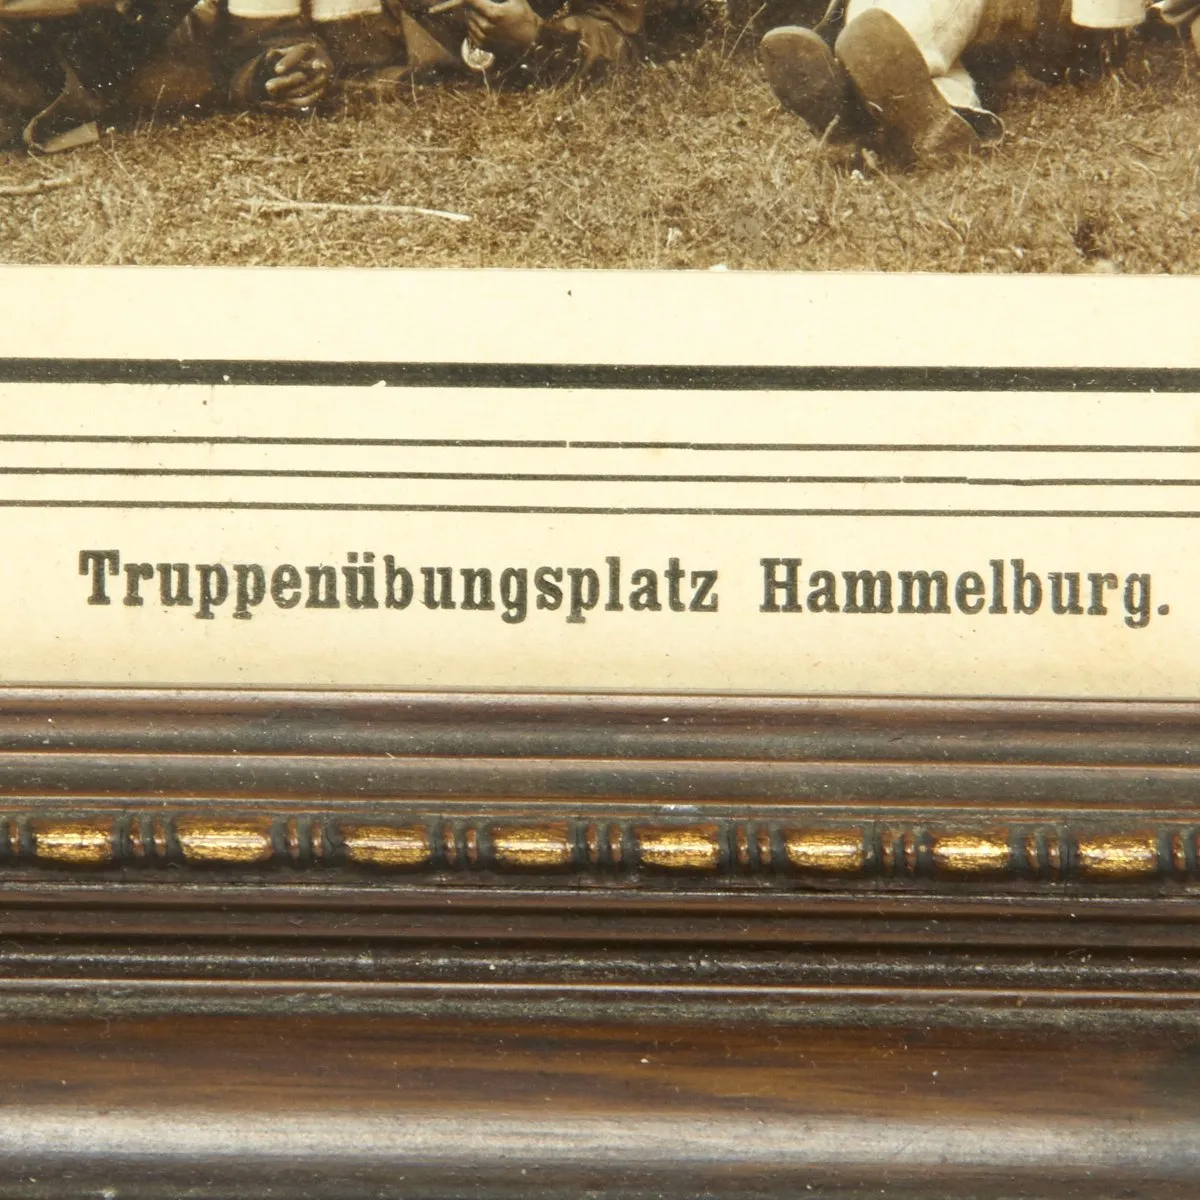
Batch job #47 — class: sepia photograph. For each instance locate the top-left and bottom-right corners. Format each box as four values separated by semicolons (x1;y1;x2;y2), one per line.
0;0;1195;269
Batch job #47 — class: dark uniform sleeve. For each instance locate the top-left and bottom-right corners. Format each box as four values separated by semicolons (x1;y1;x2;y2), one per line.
1153;0;1199;37
509;0;641;80
1024;0;1130;82
0;0;201;147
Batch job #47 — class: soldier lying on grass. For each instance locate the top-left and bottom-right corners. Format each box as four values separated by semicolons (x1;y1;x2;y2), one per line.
212;0;643;109
758;0;1135;165
0;0;203;149
0;0;638;149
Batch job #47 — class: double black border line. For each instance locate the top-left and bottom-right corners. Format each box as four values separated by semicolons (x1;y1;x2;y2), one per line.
0;360;1194;513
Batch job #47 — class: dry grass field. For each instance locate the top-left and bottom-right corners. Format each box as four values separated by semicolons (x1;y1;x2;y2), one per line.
0;12;1196;270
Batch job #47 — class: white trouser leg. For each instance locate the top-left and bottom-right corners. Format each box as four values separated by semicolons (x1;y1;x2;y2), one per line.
844;0;987;106
311;0;382;21
227;0;302;17
225;0;385;16
933;61;982;108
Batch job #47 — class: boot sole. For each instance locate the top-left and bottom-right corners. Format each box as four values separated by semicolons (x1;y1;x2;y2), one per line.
834;8;980;163
760;25;846;136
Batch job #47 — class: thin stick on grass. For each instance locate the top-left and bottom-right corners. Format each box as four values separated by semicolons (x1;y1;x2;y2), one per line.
240;198;471;223
0;176;75;198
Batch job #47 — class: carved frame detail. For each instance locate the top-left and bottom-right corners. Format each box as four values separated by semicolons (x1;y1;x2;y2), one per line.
5;810;1194;886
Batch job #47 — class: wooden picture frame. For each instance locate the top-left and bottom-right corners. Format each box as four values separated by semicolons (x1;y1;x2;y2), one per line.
2;686;1197;1198
2;284;1198;1197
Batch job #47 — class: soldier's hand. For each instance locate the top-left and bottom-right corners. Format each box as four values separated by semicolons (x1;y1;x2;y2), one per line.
260;41;334;110
464;0;541;55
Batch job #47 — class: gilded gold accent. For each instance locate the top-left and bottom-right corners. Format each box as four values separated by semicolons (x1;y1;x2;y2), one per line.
1076;834;1160;880
1046;835;1063;879
1172;833;1188;874
734;825;751;868
129;816;146;859
152;818;169;859
931;832;1012;878
176;818;274;865
881;830;896;874
1023;834;1039;876
756;827;772;867
0;807;1194;890
635;824;722;872
492;823;574;871
340;824;431;869
31;819;114;866
608;824;623;866
784;829;866;874
285;818;302;864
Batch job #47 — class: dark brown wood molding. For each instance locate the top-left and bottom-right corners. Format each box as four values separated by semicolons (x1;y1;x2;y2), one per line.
4;807;1200;888
1;689;1198;1199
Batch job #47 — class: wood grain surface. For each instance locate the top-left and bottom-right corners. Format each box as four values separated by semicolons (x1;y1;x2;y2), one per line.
0;689;1196;1197
2;1013;1198;1198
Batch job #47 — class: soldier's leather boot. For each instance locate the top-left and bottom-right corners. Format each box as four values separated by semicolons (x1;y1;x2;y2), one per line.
22;63;101;152
834;7;979;164
760;25;849;137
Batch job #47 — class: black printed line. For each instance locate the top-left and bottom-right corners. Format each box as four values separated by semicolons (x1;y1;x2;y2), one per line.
565;444;1200;455
8;468;1200;486
0;437;1198;454
0;360;1198;392
0;500;1197;517
0;435;567;449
